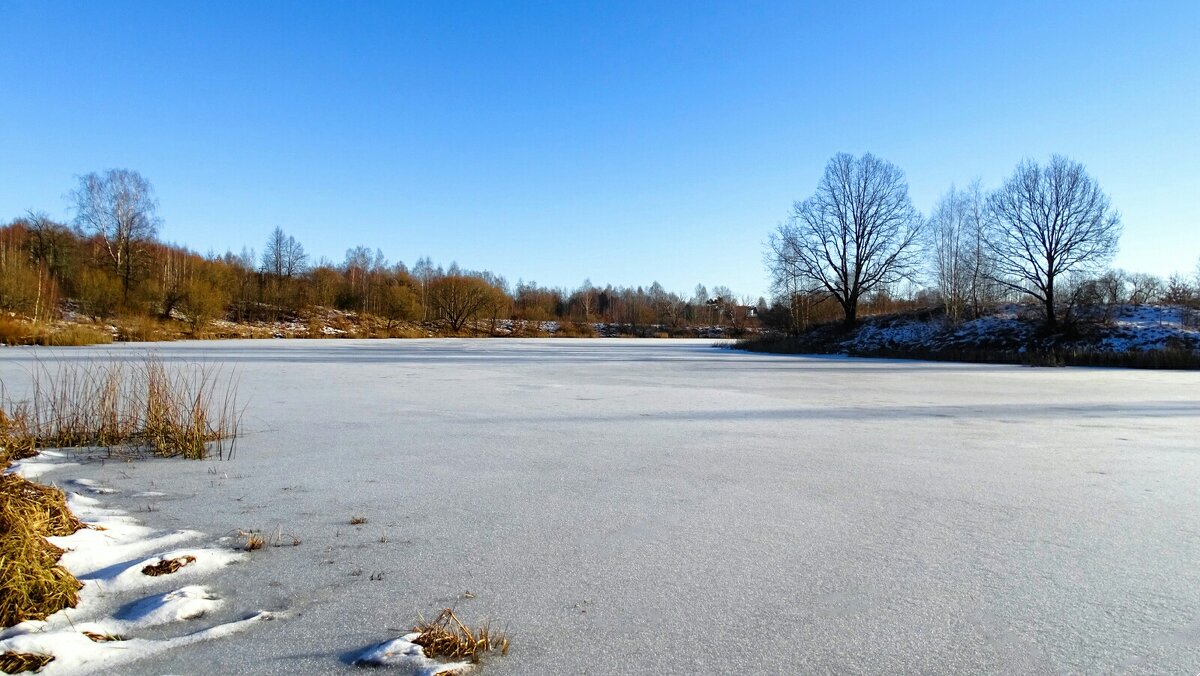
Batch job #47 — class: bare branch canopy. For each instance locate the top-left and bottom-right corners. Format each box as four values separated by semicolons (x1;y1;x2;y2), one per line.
985;155;1121;328
768;153;923;326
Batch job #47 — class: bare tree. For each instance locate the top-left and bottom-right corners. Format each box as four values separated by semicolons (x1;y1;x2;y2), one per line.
985;155;1121;329
262;226;308;279
24;210;74;282
69;169;161;302
928;181;996;322
1126;272;1164;305
768;153;923;327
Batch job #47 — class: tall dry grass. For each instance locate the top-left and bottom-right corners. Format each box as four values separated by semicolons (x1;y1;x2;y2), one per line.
1;356;242;460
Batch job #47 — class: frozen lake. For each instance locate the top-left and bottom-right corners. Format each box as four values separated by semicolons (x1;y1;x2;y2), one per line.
2;338;1199;674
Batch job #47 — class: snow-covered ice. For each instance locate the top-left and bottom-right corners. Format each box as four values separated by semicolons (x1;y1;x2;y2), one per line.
1;338;1199;674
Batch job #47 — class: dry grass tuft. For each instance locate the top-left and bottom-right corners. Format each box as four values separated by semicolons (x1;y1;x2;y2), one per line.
115;317;181;343
411;608;509;662
349;516;368;525
266;526;301;548
0;651;54;674
239;530;265;552
47;325;114;347
82;631;127;642
141;554;197;577
0;474;84;628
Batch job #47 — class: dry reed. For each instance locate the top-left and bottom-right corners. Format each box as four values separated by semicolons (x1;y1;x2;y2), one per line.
238;530;265;551
1;356;242;460
0;355;244;632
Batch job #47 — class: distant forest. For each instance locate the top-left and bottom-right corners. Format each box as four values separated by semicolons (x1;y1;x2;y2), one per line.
0;169;785;341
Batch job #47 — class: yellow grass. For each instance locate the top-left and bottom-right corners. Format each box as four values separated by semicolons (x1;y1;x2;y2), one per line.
0;473;84;627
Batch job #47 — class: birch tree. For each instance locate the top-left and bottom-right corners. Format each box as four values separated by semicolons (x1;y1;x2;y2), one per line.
69;169;161;303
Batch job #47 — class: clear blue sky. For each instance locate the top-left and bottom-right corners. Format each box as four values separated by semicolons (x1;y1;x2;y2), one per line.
2;1;1197;299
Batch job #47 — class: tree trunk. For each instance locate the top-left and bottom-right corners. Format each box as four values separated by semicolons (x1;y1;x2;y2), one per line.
1044;279;1057;330
841;297;858;328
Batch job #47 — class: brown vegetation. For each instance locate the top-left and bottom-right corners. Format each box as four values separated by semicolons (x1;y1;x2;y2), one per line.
0;317;112;347
2;205;759;340
411;608;509;662
82;631;127;642
0;357;243;632
0;473;84;627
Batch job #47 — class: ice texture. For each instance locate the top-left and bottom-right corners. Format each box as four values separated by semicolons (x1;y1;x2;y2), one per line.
1;338;1198;674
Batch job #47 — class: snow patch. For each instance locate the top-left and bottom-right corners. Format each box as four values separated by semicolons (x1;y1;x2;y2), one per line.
68;478;119;494
353;634;473;674
0;610;271;675
7;450;79;479
114;585;224;627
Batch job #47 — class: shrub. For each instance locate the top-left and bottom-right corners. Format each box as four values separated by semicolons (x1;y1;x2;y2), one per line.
116;317;181;342
180;278;229;333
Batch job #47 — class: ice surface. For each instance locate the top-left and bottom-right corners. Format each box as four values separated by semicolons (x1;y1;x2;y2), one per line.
1;338;1199;674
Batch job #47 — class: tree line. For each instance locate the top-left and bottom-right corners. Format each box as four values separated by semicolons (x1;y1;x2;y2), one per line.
0;170;758;335
767;153;1199;333
3;162;1195;340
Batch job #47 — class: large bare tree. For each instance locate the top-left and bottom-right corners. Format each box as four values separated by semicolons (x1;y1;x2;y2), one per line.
768;153;923;327
985;155;1121;329
428;271;502;332
69;169;161;302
